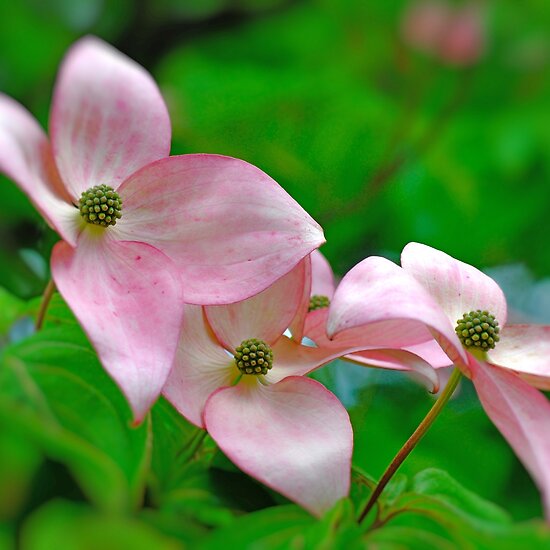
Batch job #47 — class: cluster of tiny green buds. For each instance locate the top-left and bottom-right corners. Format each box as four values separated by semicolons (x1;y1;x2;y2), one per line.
79;185;122;227
455;310;500;351
308;295;330;312
234;338;274;375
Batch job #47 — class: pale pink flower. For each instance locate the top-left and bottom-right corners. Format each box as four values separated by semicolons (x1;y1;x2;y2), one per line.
437;5;485;67
401;1;484;67
327;243;550;519
163;259;353;516
0;37;324;421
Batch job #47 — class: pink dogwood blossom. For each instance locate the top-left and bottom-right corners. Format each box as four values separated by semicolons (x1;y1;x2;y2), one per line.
327;243;550;519
0;37;324;421
163;259;353;516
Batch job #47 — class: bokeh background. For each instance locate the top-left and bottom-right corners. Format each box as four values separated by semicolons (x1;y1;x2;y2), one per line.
1;0;549;543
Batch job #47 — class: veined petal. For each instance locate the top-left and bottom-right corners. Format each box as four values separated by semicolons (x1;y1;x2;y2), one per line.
304;309;440;390
0;94;80;245
403;340;454;369
311;250;336;299
204;259;308;351
401;242;507;329
204;377;352;517
51;231;183;422
488;325;550;388
265;335;344;383
265;337;440;392
303;307;330;344
163;304;235;428
116;154;325;304
469;357;550;520
288;254;312;343
50;36;171;198
343;349;440;393
327;256;467;364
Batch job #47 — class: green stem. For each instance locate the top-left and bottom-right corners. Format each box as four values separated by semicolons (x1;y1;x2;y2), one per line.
358;368;462;524
35;279;56;331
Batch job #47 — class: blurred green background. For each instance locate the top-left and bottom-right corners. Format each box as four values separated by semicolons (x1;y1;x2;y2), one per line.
1;0;549;546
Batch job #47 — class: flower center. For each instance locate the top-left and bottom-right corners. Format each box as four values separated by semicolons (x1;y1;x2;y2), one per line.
234;338;274;375
308;295;330;312
455;310;500;351
79;185;122;227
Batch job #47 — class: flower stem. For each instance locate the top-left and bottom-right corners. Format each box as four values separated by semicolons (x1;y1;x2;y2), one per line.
358;368;462;524
35;279;56;331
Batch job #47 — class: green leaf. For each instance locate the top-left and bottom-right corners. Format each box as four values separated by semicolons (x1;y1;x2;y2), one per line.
0;293;150;513
0;425;42;520
149;396;200;496
370;468;550;549
303;499;364;549
198;505;315;549
0;286;24;337
364;525;457;550
20;500;182;550
411;468;510;526
0;522;15;550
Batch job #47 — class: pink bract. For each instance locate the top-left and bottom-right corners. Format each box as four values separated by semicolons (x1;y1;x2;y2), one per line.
328;242;550;520
0;36;324;421
304;251;441;392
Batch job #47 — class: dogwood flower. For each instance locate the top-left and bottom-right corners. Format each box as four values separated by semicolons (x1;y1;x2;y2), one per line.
163;259;353;516
326;243;550;519
0;37;324;421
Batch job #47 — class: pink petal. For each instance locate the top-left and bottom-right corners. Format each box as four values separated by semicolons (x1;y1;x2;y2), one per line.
163;305;235;428
469;357;550;519
265;335;345;383
303;307;331;344
304;308;440;390
204;377;352;516
488;324;550;389
51;231;183;421
204;259;308;351
50;36;170;199
343;349;440;393
327;256;467;364
0;94;80;245
401;242;507;329
311;250;336;299
116;154;325;304
403;340;454;369
288;255;312;343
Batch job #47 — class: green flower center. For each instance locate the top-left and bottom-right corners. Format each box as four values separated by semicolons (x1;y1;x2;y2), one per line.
455;310;500;351
308;295;330;312
79;185;122;227
234;338;274;376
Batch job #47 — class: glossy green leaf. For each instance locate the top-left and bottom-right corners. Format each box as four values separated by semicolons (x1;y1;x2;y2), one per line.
198;505;315;550
368;468;550;549
21;500;182;550
0;293;150;513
